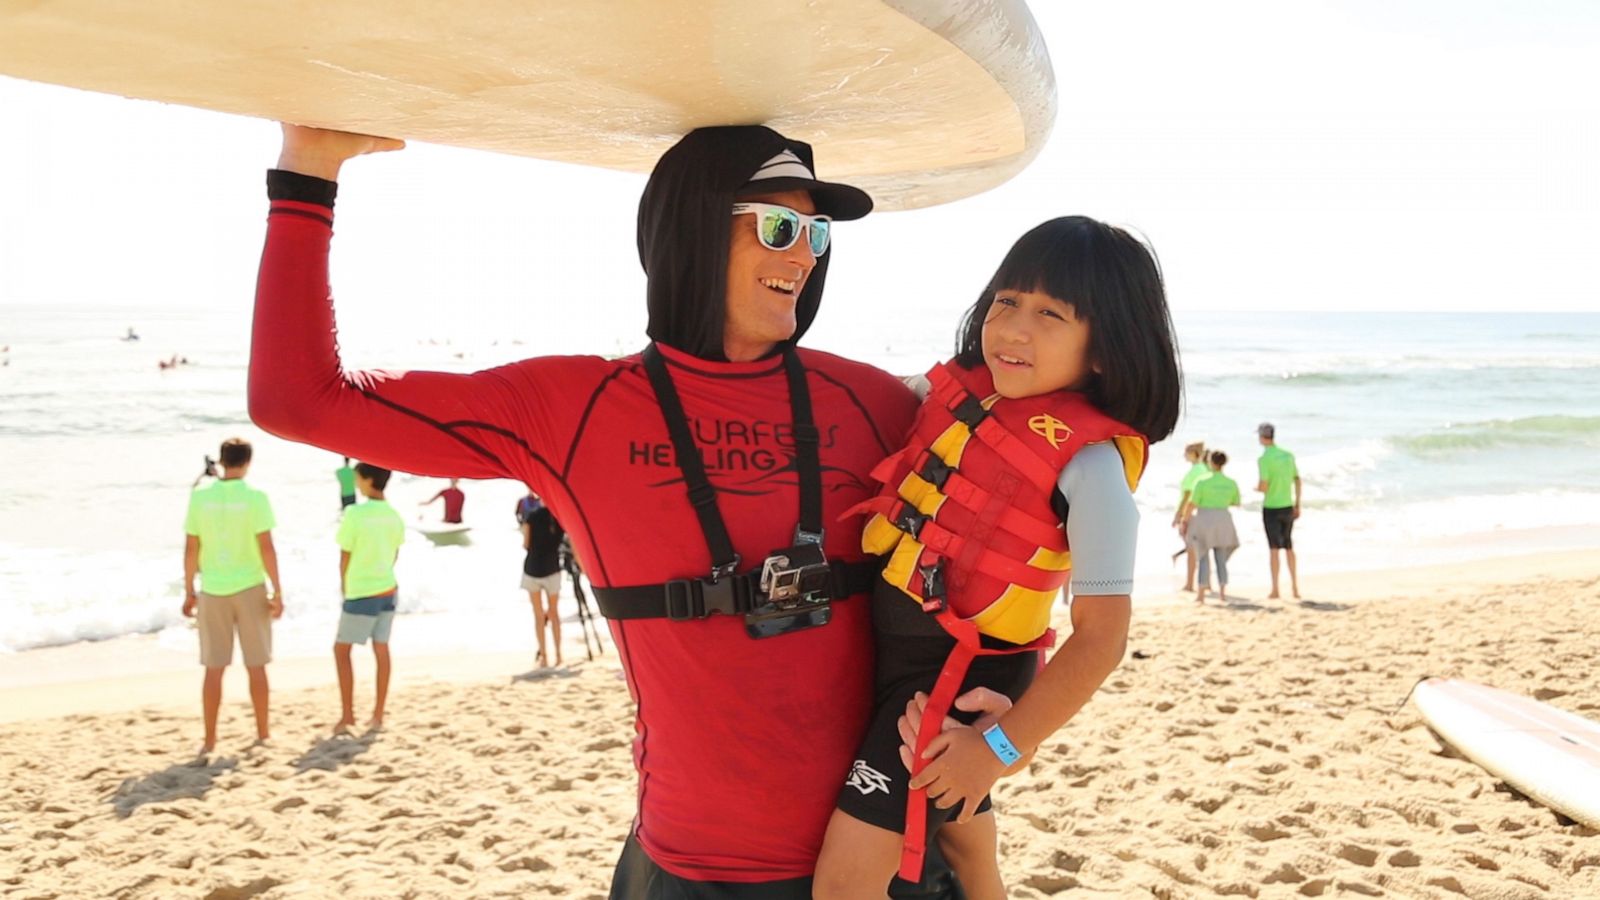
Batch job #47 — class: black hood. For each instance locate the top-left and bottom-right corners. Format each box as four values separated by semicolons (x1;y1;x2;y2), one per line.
637;126;848;361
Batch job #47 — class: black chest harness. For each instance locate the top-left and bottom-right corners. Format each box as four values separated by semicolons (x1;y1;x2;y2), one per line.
591;344;876;638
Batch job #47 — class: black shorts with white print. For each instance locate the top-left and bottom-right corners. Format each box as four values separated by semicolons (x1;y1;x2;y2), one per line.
835;582;1038;835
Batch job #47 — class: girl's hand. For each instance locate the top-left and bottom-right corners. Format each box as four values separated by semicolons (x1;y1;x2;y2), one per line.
907;725;1008;824
898;688;1036;775
278;124;406;181
896;688;1008;767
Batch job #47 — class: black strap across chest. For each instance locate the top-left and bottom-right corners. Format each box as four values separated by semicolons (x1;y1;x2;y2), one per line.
592;344;866;622
640;342;822;569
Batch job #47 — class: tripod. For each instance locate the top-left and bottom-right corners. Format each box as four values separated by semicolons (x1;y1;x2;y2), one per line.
561;547;606;661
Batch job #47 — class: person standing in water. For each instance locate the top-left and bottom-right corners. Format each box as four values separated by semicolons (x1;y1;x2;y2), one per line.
1255;422;1302;599
421;478;465;524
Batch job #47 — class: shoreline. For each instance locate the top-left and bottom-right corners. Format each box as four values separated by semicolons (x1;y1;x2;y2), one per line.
2;547;1593;727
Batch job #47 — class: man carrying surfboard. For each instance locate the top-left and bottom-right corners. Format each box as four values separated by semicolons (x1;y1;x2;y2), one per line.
250;122;1005;897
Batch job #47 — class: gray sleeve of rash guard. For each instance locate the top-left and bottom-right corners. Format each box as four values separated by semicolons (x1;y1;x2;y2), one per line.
1058;442;1140;596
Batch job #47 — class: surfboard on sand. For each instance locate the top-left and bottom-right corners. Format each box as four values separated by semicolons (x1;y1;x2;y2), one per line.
0;0;1055;210
1413;678;1600;829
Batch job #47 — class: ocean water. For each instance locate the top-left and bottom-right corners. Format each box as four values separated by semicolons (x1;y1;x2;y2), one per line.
1;305;1596;655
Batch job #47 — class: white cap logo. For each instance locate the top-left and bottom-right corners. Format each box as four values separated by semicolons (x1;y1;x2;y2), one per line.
747;149;816;184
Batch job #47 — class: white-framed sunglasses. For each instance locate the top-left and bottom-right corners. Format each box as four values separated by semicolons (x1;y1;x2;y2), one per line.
731;202;832;256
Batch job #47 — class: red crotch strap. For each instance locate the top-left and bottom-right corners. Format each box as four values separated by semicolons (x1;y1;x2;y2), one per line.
898;611;1054;883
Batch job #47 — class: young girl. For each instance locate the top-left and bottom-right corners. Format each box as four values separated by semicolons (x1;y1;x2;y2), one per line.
1174;441;1210;589
1183;450;1242;605
814;216;1180;898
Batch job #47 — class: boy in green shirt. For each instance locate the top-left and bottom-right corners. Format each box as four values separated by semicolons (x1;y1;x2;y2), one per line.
182;437;282;753
1255;422;1303;600
334;463;406;731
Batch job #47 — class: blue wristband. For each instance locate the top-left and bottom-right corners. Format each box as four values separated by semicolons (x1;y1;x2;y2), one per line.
981;723;1022;766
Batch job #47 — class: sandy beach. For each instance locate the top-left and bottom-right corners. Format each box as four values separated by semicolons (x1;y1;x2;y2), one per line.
3;550;1597;898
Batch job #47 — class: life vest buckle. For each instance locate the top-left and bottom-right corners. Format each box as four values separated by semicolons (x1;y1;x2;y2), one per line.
951;394;990;428
917;453;953;489
892;505;930;539
918;561;947;613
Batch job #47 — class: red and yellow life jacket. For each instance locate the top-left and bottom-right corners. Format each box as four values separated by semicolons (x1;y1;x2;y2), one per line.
853;360;1148;644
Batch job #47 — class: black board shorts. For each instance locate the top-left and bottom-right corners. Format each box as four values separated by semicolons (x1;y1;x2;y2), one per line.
1262;506;1296;550
834;582;1038;837
607;834;966;899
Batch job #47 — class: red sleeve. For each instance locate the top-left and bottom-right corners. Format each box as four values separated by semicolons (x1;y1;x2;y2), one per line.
249;197;563;486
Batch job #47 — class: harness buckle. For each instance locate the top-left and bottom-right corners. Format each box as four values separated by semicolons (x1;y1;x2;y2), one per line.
709;554;742;584
698;572;745;618
663;567;747;622
663;579;696;621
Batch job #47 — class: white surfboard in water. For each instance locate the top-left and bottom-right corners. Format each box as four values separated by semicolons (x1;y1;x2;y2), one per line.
413;522;472;546
1414;677;1600;829
0;0;1056;210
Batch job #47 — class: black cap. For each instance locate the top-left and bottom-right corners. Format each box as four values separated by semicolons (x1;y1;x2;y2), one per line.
734;148;873;221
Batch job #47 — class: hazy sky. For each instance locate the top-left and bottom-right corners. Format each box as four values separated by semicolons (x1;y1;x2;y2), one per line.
2;0;1597;335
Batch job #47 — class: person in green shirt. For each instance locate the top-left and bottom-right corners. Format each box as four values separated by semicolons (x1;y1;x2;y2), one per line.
182;437;283;754
1172;441;1209;592
336;456;358;510
1255;422;1303;600
334;462;407;731
1186;451;1242;605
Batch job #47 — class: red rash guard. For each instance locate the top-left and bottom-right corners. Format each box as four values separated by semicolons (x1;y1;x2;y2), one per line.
429;487;464;523
251;197;916;880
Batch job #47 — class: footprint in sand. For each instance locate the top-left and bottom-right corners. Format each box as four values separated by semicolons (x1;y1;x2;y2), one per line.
1262;862;1305;884
1387;849;1422;868
1335;843;1379;867
1242;821;1292;842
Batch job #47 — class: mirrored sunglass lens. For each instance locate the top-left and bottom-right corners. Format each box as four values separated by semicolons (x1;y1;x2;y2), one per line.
809;219;830;255
760;210;799;250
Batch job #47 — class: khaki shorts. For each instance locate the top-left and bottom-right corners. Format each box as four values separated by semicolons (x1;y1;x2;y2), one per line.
521;572;562;596
197;583;273;668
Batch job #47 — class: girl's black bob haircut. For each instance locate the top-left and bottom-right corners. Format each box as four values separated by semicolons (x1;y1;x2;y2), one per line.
954;216;1182;442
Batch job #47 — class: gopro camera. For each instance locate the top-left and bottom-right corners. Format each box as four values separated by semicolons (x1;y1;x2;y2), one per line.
745;529;833;639
203;455;218;478
759;543;830;604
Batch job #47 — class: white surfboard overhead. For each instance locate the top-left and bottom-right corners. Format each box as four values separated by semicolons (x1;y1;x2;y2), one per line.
1413;678;1600;829
0;0;1056;210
